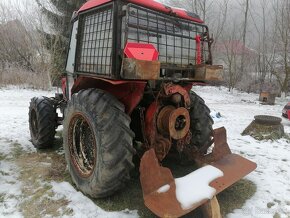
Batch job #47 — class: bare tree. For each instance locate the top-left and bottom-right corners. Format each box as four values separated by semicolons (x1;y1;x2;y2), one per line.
219;22;243;92
0;2;52;88
271;0;290;97
165;0;229;51
167;0;211;21
240;0;250;74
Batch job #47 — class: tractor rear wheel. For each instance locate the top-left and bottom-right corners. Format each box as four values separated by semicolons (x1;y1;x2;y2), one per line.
189;91;214;153
28;97;57;149
63;89;135;198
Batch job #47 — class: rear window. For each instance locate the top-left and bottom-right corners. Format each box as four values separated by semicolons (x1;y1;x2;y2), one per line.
76;4;113;76
123;4;209;68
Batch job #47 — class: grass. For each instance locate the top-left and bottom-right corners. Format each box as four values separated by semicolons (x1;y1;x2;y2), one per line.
17;154;72;218
11;142;25;158
0;171;9;176
218;179;257;217
0;152;7;161
0;193;5;203
14;139;73;218
93;177;154;217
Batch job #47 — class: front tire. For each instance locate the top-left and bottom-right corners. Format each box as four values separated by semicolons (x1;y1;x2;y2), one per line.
28;97;57;149
189;91;214;153
63;89;135;198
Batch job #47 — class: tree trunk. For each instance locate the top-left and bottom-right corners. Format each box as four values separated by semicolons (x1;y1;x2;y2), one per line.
240;0;249;74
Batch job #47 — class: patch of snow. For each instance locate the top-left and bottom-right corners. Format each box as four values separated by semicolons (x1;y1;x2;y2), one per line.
0;161;22;217
51;181;138;218
175;165;223;210
0;87;55;155
210;110;223;122
157;184;170;193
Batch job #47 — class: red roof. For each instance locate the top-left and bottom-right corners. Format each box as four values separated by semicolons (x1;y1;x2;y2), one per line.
214;40;256;56
78;0;204;23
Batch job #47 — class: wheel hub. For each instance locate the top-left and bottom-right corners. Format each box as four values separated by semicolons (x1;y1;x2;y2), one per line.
157;106;190;140
68;113;96;178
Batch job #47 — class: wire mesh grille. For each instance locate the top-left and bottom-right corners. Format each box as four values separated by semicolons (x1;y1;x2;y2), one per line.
124;4;209;68
76;5;113;75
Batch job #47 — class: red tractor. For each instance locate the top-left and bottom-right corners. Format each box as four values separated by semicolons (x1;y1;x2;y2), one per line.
282;102;290;120
29;0;256;217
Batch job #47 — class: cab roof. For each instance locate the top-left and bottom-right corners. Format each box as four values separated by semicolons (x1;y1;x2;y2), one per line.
78;0;204;23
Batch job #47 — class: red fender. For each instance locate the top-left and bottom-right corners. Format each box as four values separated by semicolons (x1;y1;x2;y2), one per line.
71;76;146;114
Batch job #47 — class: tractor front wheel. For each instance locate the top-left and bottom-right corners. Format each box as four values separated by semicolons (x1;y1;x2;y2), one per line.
63;89;135;198
28;97;57;149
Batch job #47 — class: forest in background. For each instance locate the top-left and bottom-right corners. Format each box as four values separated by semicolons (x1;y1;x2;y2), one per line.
0;0;289;96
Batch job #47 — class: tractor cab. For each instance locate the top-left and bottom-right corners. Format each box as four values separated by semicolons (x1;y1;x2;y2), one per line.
65;0;222;94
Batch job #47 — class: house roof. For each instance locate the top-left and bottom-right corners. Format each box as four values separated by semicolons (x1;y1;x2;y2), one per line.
214;40;256;56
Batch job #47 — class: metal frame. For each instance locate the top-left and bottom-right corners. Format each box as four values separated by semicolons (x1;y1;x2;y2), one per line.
75;2;115;78
73;1;212;80
123;4;211;69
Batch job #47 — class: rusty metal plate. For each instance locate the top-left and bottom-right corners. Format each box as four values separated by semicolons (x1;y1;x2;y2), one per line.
210;154;257;193
140;149;256;218
122;58;160;80
140;149;195;218
194;65;223;81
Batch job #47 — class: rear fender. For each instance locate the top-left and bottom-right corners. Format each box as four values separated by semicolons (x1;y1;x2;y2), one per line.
71;76;146;114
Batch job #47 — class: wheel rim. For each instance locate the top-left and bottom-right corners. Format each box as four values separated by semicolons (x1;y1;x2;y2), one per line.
68;113;96;178
30;109;38;139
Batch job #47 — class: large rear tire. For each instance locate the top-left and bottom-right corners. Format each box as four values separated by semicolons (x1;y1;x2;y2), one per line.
189;91;214;153
63;89;135;198
28;97;57;149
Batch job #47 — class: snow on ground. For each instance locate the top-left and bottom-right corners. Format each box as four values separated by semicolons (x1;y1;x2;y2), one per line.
0;87;137;218
193;86;290;218
0;87;54;155
51;182;138;218
0;87;54;217
0;85;289;217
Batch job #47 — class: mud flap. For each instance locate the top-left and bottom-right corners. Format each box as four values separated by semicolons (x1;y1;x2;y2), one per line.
140;127;257;217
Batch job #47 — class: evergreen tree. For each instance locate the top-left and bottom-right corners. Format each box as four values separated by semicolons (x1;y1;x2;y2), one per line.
36;0;86;85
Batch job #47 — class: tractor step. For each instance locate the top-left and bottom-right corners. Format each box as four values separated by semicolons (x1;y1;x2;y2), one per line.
140;127;257;217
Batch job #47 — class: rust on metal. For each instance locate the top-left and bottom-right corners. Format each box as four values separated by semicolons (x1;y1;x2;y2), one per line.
143;84;193;161
122;58;160;80
157;106;190;140
186;127;232;164
157;106;175;136
153;136;172;161
140;149;195;218
194;65;223;81
163;83;191;108
140;127;257;218
176;131;192;152
210;154;257;193
168;107;190;140
68;113;97;178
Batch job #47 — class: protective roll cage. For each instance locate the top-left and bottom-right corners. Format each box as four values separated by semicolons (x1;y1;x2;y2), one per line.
67;1;212;80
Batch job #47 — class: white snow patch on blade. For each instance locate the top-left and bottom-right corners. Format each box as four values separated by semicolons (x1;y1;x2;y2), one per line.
175;165;223;210
51;181;138;218
157;184;170;193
